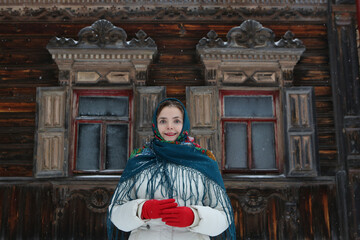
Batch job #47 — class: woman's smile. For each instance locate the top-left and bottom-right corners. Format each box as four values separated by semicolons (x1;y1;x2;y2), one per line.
165;132;176;136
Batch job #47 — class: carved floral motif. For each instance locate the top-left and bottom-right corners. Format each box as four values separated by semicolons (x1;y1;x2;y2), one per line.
87;188;110;211
77;19;127;48
227;20;275;48
240;189;268;213
54;186;111;214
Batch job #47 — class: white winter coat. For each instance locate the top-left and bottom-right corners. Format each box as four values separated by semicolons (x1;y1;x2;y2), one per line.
109;163;230;240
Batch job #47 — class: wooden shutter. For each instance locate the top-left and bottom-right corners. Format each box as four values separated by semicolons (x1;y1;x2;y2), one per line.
186;87;219;162
134;86;166;148
284;87;319;176
34;87;67;178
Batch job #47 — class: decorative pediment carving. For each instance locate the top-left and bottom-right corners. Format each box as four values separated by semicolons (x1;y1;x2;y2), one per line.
48;20;156;49
77;19;128;48
196;20;305;86
226;20;275;48
197;20;304;49
198;30;225;48
275;31;305;48
48;37;77;48
47;19;157;85
128;30;156;48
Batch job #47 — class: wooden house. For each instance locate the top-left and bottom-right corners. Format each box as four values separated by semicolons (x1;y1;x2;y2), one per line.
0;0;359;239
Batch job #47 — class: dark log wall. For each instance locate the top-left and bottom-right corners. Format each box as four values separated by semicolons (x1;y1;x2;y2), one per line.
0;6;346;238
0;182;53;239
0;21;335;176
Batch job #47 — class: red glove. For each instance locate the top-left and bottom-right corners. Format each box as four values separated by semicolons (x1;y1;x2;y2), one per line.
141;199;177;219
160;206;195;227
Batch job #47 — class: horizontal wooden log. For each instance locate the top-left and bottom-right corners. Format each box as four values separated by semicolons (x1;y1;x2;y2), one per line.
157;52;196;64
317;118;335;129
153;37;198;49
0;69;58;87
0;129;34;145
316;117;335;126
149;65;203;84
0;21;328;36
315;101;334;113
319;149;337;160
0;87;36;101
0;113;35;127
0;146;34;162
314;86;332;97
166;85;187;97
0;102;35;113
266;24;327;37
0;51;53;65
0;164;32;177
0;23;86;35
0;37;52;50
300;54;329;65
318;133;336;146
299;38;329;50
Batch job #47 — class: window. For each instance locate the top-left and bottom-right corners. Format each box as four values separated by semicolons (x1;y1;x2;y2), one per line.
72;89;132;174
220;90;280;173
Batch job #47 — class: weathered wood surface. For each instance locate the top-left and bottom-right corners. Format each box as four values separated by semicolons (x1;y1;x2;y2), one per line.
0;182;53;239
0;180;338;239
0;8;350;239
0;21;336;176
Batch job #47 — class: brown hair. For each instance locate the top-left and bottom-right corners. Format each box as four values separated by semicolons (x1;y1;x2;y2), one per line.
157;99;184;119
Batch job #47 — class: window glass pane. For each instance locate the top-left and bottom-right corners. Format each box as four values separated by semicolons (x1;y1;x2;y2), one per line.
224;96;273;117
251;122;276;169
106;124;128;170
76;123;101;170
225;122;247;169
78;96;128;117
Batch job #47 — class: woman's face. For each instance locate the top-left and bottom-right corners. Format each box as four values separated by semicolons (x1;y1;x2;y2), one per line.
157;106;184;141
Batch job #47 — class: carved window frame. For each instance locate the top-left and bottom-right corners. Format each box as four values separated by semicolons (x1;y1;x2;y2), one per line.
33;19;157;178
220;89;281;174
70;88;133;175
195;20;318;177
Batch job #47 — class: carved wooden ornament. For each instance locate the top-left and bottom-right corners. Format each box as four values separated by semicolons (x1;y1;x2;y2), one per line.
196;19;305;87
47;19;157;86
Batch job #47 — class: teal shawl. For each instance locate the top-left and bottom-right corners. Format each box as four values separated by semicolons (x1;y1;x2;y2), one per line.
107;98;235;240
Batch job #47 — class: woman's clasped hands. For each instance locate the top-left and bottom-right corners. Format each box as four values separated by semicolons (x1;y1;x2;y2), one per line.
141;199;195;228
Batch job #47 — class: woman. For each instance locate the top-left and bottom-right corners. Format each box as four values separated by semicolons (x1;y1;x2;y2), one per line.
107;98;235;240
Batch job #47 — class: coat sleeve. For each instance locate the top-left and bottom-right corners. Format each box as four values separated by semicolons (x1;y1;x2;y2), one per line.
108;178;147;232
109;198;147;232
188;182;230;236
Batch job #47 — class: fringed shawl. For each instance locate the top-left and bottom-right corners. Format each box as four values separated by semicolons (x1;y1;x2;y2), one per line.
107;98;236;240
